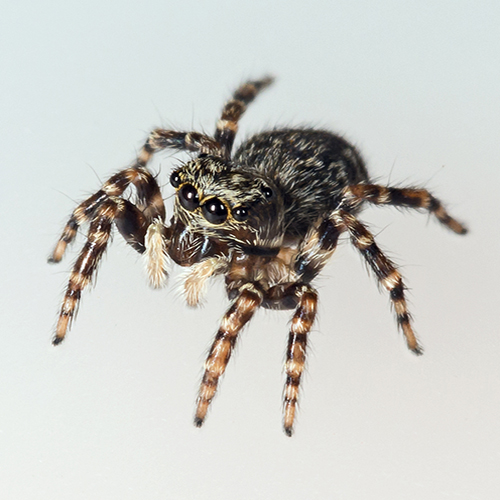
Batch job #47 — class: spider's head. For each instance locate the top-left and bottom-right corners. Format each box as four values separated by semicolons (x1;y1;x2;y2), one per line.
170;155;285;252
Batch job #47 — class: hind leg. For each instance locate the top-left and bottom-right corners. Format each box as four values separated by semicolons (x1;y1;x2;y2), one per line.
343;184;467;234
214;76;274;158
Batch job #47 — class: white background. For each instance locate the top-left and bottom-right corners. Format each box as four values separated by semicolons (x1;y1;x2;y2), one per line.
1;1;499;498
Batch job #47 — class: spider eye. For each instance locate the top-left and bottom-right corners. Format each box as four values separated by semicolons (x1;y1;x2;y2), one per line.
262;186;274;199
202;198;228;224
233;206;249;222
170;171;181;188
179;184;199;211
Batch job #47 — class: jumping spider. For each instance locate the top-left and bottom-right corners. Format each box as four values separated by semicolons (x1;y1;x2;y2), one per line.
50;77;467;436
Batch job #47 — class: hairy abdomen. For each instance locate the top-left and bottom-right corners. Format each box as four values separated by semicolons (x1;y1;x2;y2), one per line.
234;129;369;236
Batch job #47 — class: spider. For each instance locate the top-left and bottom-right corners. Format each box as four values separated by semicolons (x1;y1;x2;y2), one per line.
49;77;467;436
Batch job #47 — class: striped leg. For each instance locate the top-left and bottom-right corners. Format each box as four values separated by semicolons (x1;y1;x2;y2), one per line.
142;129;221;160
54;199;120;344
294;218;341;282
344;184;467;235
49;129;220;263
49;167;163;263
333;209;423;355
283;285;318;436
194;284;263;427
214;76;274;158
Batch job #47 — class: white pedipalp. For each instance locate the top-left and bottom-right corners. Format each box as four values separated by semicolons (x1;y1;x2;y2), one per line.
144;220;170;288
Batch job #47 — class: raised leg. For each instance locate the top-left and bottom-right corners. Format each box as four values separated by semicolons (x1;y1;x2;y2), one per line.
333;209;423;355
214;76;274;158
283;284;318;436
194;284;263;427
343;184;467;235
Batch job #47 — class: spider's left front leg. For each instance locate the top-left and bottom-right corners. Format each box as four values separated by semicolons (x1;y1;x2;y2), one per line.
194;283;263;427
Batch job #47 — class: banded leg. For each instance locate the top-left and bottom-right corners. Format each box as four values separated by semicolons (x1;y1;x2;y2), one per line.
49;167;164;262
49;129;220;263
283;284;318;436
343;184;467;235
294;218;341;282
215;76;274;158
194;284;263;427
333;209;422;354
53;198;147;345
142;129;221;161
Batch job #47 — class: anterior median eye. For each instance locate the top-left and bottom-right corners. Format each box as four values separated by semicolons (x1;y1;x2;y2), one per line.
179;184;199;211
202;198;228;224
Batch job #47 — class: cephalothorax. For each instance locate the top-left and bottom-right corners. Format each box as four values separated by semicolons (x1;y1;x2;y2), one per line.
50;77;467;436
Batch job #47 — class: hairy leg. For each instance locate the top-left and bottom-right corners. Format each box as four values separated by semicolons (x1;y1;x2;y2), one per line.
214;76;274;158
343;184;467;234
333;209;423;355
194;283;263;427
49;128;221;263
282;284;318;436
53;198;146;344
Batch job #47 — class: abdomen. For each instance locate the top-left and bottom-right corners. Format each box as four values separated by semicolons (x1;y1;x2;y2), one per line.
234;128;369;236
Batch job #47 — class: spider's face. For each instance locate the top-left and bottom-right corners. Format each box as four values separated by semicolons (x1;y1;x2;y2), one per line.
170;155;285;251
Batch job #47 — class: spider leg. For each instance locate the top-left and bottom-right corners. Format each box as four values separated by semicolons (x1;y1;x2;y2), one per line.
343;184;467;235
293;218;342;283
114;198;149;253
214;76;274;158
194;284;263;427
143;129;221;160
49;128;221;263
333;209;423;355
282;284;318;436
53;198;145;345
49;167;164;263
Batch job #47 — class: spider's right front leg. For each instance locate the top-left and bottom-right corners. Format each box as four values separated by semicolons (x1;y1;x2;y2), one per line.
50;128;220;343
53;198;149;344
49;129;219;264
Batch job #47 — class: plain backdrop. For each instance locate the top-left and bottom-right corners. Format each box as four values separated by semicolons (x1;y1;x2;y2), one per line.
1;1;499;499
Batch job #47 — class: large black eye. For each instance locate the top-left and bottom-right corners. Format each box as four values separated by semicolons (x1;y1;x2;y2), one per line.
179;184;199;211
170;171;181;188
233;206;249;222
262;186;274;199
202;198;228;224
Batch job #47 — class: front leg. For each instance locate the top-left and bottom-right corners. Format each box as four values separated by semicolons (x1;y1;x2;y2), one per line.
53;198;147;344
49;128;220;264
49;166;164;264
194;283;263;427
